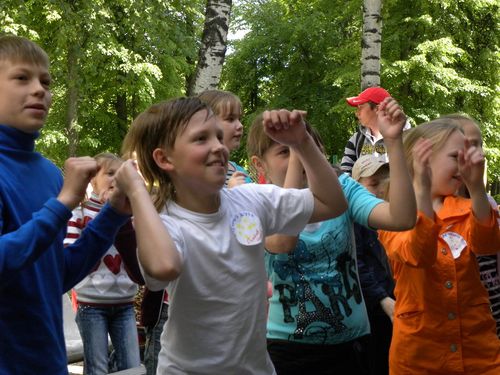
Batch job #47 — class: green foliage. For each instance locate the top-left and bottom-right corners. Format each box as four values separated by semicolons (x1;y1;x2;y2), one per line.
223;0;500;188
1;0;205;165
223;0;364;163
1;0;498;190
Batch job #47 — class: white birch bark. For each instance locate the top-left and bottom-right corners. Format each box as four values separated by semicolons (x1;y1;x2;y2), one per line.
188;0;232;95
361;0;383;90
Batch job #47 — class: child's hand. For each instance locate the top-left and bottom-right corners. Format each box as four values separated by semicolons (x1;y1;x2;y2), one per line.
262;109;308;147
380;297;395;322
377;97;407;141
227;171;247;188
459;139;485;192
412;138;433;191
58;157;99;210
108;160;147;215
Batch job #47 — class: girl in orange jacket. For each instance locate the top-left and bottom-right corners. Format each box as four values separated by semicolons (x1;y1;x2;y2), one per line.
379;119;500;375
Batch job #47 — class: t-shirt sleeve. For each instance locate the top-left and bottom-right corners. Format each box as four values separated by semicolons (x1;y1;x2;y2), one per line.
140;213;185;292
242;184;314;237
341;174;383;228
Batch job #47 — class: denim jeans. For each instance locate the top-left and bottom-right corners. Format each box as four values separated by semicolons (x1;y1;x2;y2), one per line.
144;303;169;375
76;304;141;375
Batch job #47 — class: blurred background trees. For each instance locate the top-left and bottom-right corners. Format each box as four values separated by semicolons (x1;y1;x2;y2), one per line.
1;0;499;192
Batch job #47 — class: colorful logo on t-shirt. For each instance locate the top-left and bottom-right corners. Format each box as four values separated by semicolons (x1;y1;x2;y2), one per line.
231;211;263;246
441;231;467;259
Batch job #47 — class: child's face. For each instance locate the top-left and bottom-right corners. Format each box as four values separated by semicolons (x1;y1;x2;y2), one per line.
91;160;122;197
429;130;465;198
358;171;388;199
219;103;243;152
252;143;291;187
166;109;229;193
0;59;52;133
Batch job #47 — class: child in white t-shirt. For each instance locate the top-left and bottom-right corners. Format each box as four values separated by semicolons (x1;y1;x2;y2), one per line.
113;97;348;374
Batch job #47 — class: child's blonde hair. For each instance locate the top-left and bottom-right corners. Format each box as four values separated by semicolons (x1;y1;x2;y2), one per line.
94;152;122;171
0;35;49;67
197;90;242;118
121;97;211;211
403;119;462;178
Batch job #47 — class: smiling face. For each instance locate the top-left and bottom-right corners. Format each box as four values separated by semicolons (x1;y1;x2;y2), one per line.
164;109;229;195
429;129;465;199
219;102;243;152
0;59;52;133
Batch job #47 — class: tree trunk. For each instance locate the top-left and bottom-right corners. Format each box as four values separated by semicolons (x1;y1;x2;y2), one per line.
66;42;79;157
360;0;383;90
187;0;232;96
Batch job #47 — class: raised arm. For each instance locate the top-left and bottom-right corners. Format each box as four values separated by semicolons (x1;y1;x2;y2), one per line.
263;109;347;223
459;139;491;224
378;138;438;268
112;160;181;282
265;149;303;253
0;158;97;277
367;98;416;230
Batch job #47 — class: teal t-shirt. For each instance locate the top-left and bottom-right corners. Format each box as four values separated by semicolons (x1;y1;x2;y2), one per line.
266;173;383;344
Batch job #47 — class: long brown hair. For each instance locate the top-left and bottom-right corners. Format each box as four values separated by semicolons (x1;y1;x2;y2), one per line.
121;97;210;211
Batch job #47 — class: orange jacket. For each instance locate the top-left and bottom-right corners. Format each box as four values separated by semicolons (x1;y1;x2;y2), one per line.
379;196;500;375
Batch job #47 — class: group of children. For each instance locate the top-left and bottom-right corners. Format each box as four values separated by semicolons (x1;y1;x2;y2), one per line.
1;35;499;375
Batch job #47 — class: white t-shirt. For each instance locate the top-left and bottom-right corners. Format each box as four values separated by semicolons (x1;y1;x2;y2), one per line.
144;183;314;375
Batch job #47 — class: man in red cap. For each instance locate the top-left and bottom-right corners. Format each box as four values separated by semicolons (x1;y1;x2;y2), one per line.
340;87;410;175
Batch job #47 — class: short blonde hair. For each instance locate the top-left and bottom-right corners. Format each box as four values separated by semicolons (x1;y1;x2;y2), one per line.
0;35;49;67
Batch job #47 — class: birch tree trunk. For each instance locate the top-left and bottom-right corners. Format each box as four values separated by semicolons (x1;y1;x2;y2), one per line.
187;0;232;96
360;0;382;90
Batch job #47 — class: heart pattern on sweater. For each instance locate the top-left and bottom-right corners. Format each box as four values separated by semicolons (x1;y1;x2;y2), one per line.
103;254;122;275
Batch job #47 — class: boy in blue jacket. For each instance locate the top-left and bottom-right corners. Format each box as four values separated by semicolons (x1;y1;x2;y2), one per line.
352;154;395;375
0;35;130;374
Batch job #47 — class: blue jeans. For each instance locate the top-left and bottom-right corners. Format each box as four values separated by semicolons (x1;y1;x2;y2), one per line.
144;303;168;375
76;304;141;375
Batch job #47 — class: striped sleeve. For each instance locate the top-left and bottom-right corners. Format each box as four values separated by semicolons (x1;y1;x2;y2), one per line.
340;131;360;175
64;208;84;246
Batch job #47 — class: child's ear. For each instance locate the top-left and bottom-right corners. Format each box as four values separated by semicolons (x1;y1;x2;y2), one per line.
153;148;174;172
250;155;266;175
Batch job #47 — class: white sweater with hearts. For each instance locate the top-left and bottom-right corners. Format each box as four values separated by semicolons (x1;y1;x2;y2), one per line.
64;193;138;304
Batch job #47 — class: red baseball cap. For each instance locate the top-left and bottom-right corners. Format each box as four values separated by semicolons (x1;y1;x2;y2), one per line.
346;87;391;107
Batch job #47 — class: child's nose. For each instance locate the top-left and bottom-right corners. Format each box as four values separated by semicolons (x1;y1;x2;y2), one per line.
32;80;48;96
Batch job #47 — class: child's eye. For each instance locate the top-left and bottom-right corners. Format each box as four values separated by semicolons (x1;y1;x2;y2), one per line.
15;75;28;81
41;79;51;87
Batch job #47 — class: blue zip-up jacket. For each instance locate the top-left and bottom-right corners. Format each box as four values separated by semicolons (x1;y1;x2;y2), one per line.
0;124;129;374
354;222;394;314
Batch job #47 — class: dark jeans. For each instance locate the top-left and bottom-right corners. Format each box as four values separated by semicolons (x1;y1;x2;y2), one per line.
144;302;169;375
267;337;369;375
